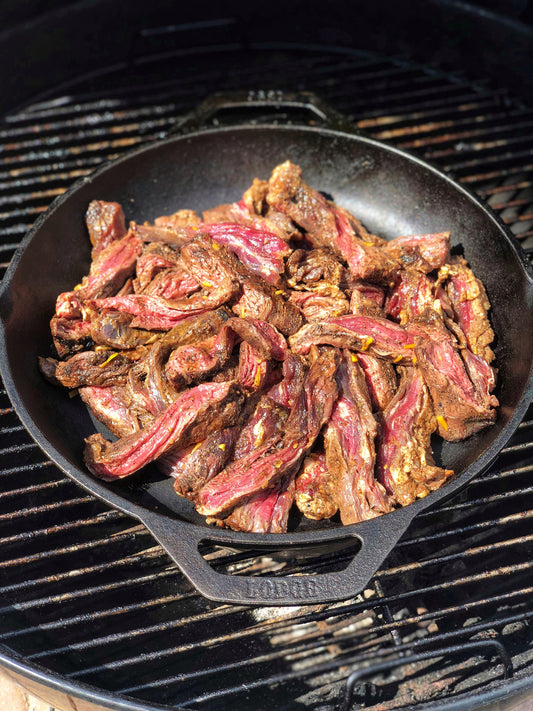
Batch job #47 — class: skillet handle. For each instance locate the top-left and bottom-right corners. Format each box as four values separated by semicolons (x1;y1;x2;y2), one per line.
169;90;355;135
140;507;416;606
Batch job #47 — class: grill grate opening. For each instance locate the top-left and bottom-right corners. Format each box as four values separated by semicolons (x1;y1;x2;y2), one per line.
0;42;532;710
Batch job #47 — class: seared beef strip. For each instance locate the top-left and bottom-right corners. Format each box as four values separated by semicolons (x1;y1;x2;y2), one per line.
289;291;350;321
357;353;397;412
289;314;415;363
385;270;437;325
203;197;299;242
133;243;181;291
349;281;397;411
79;385;141;438
383;231;451;272
220;472;296;533
237;342;270;391
438;257;495;363
85;285;235;330
39;350;141;389
127;310;232;414
332;203;399;284
165;326;235;387
85;381;244;480
375;367;453;506
349;282;386;316
267;161;398;283
295;453;338;521
159;426;239;499
325;351;392;524
130;221;193;247
213;395;294;533
50;316;94;358
286;247;346;297
85;200;127;255
267;352;308;409
196;348;339;517
409;309;497;440
142;265;200;299
56;229;141;319
233;396;288;459
225;317;287;360
89;311;157;350
202;223;291;285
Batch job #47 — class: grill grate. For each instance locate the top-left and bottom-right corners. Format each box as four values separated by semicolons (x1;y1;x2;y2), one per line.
1;45;533;710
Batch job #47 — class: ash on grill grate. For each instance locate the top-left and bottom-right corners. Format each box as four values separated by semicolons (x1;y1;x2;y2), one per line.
0;44;532;711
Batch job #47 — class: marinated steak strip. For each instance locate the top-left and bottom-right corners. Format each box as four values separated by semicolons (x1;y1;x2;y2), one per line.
357;353;397;412
332;204;399;284
50;316;94;358
161;426;239;499
295;453;338;520
462;348;498;406
325;351;392;524
203;222;291;285
133;243;180;291
237;341;269;391
233;396;288;460
232;279;303;336
89;311;157;350
375;367;453;506
40;350;139;389
142;266;200;299
79;385;141;438
86;287;234;331
130;221;193;247
221;472;296;533
289;314;415;362
165;326;235;386
289;291;350;321
159;309;231;350
385;270;438;325
86;200;127;255
56;230;141;319
383;232;451;272
349;282;397;411
439;257;495;363
267;353;307;409
126;310;231;414
225;317;287;361
409;309;497;440
349;281;386;316
267;161;398;283
196;348;339;517
84;381;244;480
286;247;345;296
267;161;338;246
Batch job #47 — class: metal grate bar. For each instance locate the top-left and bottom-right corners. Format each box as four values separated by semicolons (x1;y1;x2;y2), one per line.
26;535;533;664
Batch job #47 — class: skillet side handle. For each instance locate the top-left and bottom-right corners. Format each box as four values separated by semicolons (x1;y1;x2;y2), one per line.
169;90;355;136
140;508;416;606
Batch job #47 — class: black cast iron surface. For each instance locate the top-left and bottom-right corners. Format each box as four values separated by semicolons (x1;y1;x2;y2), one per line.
0;41;533;711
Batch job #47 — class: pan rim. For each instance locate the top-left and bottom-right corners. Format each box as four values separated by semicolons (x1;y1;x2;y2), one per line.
0;121;532;547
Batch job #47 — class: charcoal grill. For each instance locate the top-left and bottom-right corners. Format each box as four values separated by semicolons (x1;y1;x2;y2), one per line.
1;1;533;709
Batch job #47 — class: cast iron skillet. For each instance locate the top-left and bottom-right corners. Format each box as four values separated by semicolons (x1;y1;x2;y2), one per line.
1;91;532;606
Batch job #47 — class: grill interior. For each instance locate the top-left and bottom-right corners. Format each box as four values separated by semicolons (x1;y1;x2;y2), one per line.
1;39;533;711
